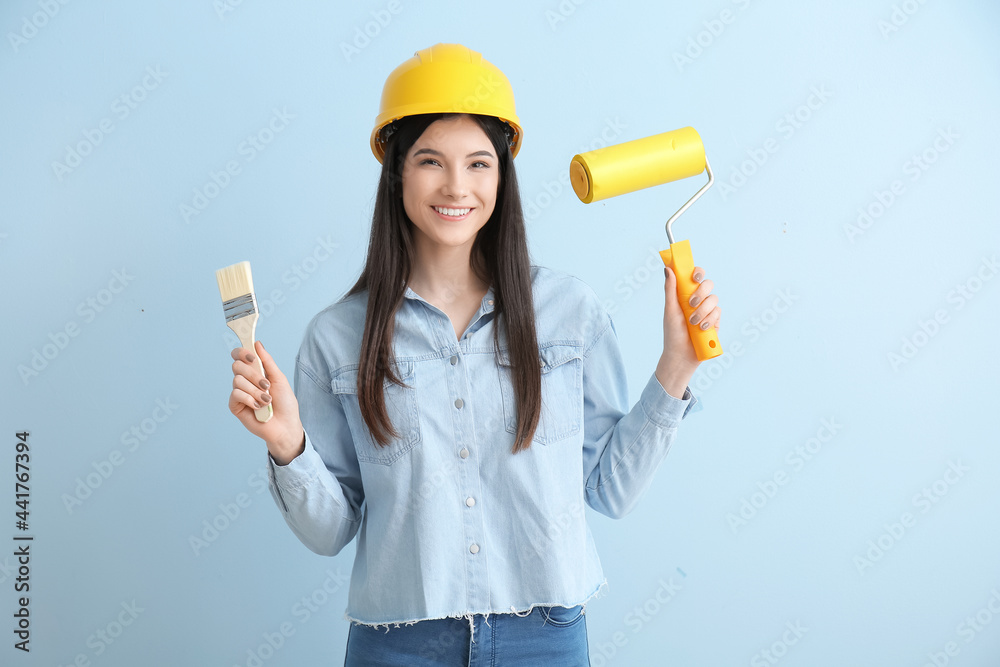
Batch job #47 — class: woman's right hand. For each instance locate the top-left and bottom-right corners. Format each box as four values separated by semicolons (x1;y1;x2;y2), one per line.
229;340;305;465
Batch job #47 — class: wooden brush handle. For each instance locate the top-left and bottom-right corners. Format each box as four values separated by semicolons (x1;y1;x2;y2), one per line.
227;314;273;423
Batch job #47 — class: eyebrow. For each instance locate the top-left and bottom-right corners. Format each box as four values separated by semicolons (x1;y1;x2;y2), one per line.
412;148;495;159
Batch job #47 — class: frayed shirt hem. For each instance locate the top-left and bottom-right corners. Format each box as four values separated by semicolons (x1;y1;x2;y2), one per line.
342;578;610;644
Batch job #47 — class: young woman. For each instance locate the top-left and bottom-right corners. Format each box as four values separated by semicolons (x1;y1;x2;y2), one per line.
227;43;720;666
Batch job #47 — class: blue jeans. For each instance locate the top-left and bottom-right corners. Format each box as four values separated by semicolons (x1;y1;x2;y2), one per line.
344;605;591;666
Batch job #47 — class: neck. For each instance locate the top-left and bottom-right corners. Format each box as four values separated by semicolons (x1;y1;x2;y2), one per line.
408;241;487;303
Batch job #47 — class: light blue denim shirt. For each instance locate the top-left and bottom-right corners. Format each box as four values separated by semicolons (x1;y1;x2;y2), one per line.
266;265;700;634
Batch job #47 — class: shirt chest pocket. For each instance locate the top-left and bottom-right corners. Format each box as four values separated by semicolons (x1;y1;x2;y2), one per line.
330;362;421;466
498;343;583;445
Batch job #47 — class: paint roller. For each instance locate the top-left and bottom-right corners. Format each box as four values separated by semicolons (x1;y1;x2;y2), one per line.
570;126;722;361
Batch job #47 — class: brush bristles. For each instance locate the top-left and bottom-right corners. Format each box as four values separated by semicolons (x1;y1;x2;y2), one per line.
215;261;256;303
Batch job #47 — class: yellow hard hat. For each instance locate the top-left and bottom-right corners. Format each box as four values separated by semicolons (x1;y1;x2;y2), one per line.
370;43;522;163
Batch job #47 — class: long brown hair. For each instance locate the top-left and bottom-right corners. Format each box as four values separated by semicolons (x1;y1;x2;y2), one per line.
345;112;541;454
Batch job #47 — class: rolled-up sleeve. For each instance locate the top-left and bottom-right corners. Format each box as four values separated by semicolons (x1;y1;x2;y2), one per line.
581;316;699;520
266;353;364;556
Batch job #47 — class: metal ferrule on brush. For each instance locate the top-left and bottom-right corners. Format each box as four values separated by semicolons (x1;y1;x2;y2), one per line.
222;293;257;322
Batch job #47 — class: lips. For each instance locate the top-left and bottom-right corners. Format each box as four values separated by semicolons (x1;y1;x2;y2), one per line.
432;206;472;219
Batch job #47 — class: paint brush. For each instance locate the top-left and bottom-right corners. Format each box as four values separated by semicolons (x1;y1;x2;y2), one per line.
215;260;272;422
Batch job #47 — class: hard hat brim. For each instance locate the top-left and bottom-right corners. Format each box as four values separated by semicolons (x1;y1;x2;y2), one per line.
370;43;523;163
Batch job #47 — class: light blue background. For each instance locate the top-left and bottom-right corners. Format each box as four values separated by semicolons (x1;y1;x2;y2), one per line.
3;1;999;665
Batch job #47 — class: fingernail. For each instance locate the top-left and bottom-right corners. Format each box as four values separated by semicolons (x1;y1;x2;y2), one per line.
260;341;265;350
689;295;700;307
700;321;710;330
245;353;254;363
693;272;703;282
254;401;262;409
260;379;270;390
260;392;271;403
690;313;699;324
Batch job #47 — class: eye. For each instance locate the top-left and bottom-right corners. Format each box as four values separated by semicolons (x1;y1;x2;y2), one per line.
419;158;440;166
471;161;490;169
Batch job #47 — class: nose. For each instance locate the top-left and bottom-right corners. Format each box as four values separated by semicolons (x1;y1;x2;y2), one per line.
441;166;470;200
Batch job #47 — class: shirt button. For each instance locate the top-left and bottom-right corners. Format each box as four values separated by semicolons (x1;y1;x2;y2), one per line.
469;543;480;554
487;299;494;306
459;448;469;458
466;496;475;507
450;355;458;365
454;398;464;409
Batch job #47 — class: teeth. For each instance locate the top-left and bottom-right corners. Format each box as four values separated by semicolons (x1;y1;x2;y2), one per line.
433;206;471;217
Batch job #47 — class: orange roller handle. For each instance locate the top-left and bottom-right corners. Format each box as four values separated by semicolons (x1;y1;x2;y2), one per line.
660;239;722;361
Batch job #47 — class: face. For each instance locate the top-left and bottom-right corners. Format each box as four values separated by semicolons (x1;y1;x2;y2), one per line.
400;115;500;258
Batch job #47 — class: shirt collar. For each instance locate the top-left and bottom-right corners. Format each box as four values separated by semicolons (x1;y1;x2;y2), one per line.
403;285;496;314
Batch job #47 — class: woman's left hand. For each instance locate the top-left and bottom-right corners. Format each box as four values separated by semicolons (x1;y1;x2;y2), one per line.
656;265;721;392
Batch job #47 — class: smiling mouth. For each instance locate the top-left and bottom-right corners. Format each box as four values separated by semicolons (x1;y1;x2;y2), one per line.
432;206;473;219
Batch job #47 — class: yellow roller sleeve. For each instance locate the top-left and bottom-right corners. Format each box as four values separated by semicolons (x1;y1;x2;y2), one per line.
570;127;706;203
660;240;723;361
